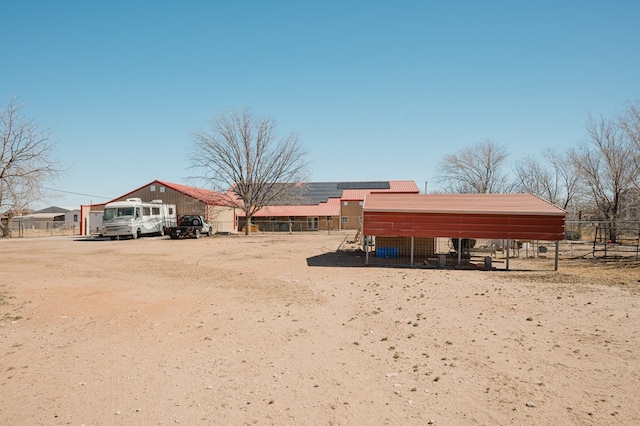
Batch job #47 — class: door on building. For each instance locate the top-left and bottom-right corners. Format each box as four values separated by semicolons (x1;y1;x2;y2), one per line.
307;217;319;230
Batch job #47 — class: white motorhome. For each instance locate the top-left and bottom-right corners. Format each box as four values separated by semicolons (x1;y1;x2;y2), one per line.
100;198;177;240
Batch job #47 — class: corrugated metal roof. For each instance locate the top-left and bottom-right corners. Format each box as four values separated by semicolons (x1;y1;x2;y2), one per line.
239;198;341;217
388;180;421;192
105;179;421;216
341;181;420;200
15;213;65;220
239;181;419;216
363;193;565;215
34;206;70;214
362;193;566;241
156;180;227;204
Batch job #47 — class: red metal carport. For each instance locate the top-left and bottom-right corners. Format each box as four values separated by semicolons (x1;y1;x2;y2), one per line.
362;193;566;270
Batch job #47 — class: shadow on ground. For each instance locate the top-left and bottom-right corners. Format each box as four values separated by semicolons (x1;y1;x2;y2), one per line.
306;250;367;267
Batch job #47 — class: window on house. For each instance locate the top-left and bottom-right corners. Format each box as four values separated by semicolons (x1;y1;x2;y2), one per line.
343;201;348;206
307;217;319;230
160;186;166;193
150;185;156;192
342;217;349;223
359;201;363;206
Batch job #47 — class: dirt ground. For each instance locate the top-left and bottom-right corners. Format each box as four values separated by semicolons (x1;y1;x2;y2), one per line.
1;232;639;425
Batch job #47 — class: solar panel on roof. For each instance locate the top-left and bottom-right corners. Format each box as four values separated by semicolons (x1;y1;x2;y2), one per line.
263;181;394;206
296;182;342;203
337;181;390;190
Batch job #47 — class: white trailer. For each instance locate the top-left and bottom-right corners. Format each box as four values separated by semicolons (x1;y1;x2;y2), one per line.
89;211;103;235
100;198;177;240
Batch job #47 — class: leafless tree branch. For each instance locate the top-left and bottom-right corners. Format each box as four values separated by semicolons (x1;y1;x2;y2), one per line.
189;107;309;234
568;113;638;240
514;148;581;210
619;98;640;188
0;96;65;237
436;139;513;193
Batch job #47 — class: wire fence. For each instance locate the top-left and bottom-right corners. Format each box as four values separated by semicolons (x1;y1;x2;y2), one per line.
565;220;640;259
238;217;363;233
5;220;80;238
4;216;640;260
364;237;561;267
244;218;336;233
361;220;640;266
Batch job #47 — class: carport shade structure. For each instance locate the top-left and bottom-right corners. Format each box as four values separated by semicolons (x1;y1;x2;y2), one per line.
362;193;567;270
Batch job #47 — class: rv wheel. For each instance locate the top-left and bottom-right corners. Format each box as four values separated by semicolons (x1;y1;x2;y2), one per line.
132;229;140;239
195;229;201;239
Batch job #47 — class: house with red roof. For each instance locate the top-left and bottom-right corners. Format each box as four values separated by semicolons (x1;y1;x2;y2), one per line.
236;180;420;232
80;179;420;235
79;180;235;235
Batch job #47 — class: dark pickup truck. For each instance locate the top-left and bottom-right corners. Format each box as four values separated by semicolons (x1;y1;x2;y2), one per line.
168;215;212;239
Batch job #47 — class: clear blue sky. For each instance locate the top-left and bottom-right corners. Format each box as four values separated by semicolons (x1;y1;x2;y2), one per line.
2;1;639;209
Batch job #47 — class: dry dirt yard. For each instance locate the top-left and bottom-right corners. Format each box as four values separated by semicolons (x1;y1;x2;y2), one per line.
1;233;639;425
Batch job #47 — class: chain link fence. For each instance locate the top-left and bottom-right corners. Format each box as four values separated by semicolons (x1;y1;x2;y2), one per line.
364;236;559;267
565;220;640;259
4;216;638;260
5;219;80;238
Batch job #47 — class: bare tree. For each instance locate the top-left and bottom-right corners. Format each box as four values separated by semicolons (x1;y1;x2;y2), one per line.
190;108;309;235
0;96;64;237
514;148;581;210
436;139;513;193
619;99;640;188
569;113;639;241
620;98;640;149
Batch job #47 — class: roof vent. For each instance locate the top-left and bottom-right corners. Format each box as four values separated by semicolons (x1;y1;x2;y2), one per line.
126;198;142;202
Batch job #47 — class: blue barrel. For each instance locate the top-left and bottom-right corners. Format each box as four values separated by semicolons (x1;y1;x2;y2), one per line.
376;247;398;258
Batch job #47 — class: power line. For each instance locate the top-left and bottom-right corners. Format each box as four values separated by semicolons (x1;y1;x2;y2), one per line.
42;187;112;200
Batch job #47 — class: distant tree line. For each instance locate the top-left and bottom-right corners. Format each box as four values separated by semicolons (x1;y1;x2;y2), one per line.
435;99;640;241
2;94;640;242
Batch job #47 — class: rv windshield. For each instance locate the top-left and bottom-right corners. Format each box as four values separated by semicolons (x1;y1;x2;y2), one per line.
103;207;135;220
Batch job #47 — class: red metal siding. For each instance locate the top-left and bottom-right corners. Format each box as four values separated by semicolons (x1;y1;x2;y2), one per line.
364;211;565;240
